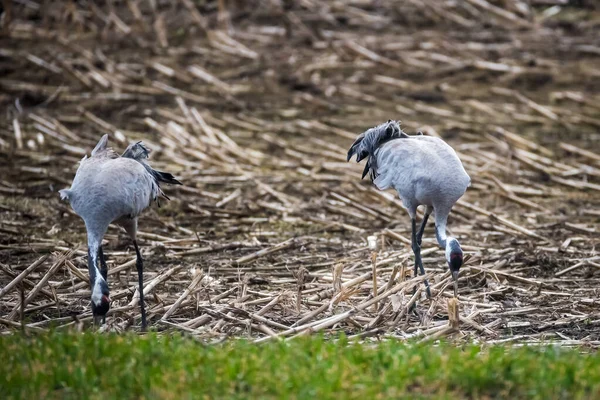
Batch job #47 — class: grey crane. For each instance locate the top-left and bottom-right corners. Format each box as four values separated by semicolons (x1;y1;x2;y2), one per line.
59;135;181;330
347;120;470;298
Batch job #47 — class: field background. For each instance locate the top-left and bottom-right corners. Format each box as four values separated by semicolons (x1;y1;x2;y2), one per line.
0;0;599;346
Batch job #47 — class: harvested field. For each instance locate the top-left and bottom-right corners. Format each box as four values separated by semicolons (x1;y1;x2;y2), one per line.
0;0;599;346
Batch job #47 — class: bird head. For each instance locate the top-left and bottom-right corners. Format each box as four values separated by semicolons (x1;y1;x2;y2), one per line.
445;237;463;297
91;278;111;316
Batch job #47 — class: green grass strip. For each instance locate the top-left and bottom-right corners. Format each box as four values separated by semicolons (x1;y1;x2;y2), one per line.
1;332;599;399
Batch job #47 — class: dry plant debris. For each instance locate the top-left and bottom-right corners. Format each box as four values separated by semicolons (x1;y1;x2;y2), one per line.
0;0;599;346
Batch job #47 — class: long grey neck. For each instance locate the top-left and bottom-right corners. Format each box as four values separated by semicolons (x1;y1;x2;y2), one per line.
436;227;446;248
435;214;448;249
87;241;104;286
85;222;108;283
88;247;99;284
87;232;107;306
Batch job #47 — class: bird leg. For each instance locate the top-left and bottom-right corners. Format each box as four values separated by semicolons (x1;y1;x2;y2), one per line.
98;246;108;282
97;246;110;324
416;212;430;247
88;247;100;326
97;246;108;325
132;240;147;332
411;218;432;299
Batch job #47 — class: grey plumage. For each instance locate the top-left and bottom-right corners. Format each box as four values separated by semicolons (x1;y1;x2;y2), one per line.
347;119;409;180
348;120;470;297
122;141;181;199
60;134;182;330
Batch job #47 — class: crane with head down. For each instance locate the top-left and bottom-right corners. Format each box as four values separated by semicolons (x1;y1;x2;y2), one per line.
347;120;470;298
60;135;181;331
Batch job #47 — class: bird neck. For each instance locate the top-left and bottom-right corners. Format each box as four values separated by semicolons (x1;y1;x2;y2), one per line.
436;220;462;260
87;241;107;306
91;275;107;306
435;216;448;248
87;246;100;282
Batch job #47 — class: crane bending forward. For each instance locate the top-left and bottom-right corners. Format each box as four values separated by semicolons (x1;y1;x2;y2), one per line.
347;120;470;297
60;135;181;330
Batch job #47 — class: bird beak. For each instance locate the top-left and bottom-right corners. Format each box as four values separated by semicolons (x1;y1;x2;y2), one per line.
102;295;111;303
451;270;459;297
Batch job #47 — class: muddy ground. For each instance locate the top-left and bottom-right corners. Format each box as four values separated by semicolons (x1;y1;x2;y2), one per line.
0;1;599;345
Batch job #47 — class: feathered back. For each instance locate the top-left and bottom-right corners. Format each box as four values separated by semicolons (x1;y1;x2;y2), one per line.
121;141;150;161
90;134;119;159
91;134;109;156
347;120;408;179
121;141;182;202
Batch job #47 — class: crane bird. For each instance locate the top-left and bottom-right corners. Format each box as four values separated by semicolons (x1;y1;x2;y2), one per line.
59;135;181;330
347;120;470;298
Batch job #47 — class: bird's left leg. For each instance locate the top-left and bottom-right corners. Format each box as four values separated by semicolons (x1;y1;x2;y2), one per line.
132;240;147;332
99;246;108;281
411;218;432;299
416;206;433;247
98;246;108;324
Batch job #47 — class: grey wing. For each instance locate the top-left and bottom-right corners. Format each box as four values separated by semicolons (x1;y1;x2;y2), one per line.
372;141;423;192
84;158;158;220
372;147;398;190
113;158;159;217
122;141;181;190
91;135;109;156
122;141;150;160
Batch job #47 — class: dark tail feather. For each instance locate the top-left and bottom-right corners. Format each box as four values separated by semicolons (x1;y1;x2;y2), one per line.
361;160;371;179
152;169;182;186
347;120;407;179
122;141;182;187
122;141;150;160
347;134;365;162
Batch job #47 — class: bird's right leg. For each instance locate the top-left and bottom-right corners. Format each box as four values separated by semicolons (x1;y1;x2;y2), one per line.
411;218;432;299
132;240;147;332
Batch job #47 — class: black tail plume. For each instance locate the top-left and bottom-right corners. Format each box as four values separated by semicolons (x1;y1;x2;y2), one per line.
122;140;182;204
347;120;408;179
122;141;150;160
347;134;366;162
151;169;182;186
